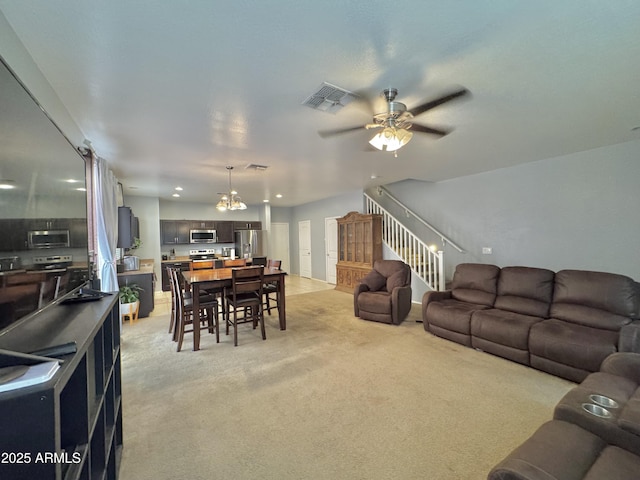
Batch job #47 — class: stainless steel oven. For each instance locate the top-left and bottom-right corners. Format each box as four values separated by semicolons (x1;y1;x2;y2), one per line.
190;229;216;244
27;230;70;249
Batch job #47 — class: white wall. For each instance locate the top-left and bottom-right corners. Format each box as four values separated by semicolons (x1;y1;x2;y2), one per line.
379;139;640;281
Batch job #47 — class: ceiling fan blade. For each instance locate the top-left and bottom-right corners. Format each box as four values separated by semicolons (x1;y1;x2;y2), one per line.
408;88;470;117
318;125;366;138
410;124;452;137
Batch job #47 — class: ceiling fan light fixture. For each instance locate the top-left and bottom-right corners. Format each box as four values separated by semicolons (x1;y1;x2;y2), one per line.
369;127;412;152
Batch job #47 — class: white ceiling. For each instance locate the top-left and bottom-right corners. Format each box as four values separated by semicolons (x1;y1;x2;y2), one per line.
1;1;640;207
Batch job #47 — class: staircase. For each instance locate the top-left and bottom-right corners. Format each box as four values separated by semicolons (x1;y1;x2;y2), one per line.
364;192;446;291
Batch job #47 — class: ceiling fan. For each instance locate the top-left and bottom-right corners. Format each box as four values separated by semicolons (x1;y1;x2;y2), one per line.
318;86;470;153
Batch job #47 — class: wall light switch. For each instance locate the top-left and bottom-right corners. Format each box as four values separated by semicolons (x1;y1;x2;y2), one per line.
482;247;492;255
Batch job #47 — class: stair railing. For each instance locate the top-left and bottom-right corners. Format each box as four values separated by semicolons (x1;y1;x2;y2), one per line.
364;193;446;291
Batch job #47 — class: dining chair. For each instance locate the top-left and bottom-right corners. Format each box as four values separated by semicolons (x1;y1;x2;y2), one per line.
263;259;282;316
223;258;247;267
170;268;220;351
251;256;267;266
224;265;265;346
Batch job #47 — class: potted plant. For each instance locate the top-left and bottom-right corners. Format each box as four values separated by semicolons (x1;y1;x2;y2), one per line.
119;283;143;319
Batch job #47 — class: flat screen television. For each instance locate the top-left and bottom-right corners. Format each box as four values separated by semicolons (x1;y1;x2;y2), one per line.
0;54;90;333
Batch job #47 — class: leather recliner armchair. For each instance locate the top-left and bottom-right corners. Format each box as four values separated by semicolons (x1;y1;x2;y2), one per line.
354;260;412;325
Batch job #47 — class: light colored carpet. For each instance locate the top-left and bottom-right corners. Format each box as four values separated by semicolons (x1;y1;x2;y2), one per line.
118;289;574;480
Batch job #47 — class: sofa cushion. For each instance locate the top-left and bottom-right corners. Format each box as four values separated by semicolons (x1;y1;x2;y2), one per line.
427;299;490;335
357;291;391;315
488;420;606;480
619;387;640;437
374;259;407;279
550;270;639;330
471;309;542;350
361;270;387;292
529;319;618;372
386;270;407;292
583;446;640;480
494;266;555;317
450;263;500;306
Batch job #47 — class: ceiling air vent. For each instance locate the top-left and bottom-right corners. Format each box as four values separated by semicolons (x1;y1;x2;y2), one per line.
245;163;269;171
302;82;358;114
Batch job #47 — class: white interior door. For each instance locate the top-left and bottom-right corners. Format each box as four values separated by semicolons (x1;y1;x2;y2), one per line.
270;222;290;273
325;217;338;284
299;220;312;278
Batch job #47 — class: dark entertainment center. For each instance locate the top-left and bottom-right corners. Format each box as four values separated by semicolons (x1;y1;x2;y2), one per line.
0;294;122;479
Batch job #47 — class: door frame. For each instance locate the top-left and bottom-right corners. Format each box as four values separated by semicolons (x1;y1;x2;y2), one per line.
324;216;339;284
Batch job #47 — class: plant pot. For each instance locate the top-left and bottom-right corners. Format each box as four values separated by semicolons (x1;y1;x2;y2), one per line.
119;300;140;322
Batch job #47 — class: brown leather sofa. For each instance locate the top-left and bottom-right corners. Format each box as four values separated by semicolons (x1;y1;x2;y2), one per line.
354;260;412;325
488;353;640;479
422;263;640;382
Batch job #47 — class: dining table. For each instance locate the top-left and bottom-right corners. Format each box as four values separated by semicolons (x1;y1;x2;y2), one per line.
181;266;287;351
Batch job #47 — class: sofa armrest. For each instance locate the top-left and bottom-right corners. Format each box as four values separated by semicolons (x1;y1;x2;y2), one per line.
421;290;452;330
619;320;640;353
600;352;640;384
354;283;370;317
391;285;412;324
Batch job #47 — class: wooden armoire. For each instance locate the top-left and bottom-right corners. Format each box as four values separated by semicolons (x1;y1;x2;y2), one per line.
335;211;383;293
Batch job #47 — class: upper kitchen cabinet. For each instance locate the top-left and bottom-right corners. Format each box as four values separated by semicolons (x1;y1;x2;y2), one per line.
190;220;215;229
160;220;191;244
0;219;26;251
69;218;89;248
215;221;234;243
25;218;70;232
233;221;262;231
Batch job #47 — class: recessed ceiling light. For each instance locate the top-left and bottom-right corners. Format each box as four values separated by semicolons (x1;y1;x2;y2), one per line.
65;179;80;183
175;186;183;191
263;199;269;203
172;193;180;198
0;179;16;189
76;187;86;192
275;194;283;198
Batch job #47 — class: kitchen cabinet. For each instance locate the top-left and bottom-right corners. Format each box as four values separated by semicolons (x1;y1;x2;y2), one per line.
0;294;123;480
69;218;89;248
215;221;234;242
190;220;215;229
233;221;262;231
335;211;383;293
117;271;154;318
25;218;71;232
0;219;27;251
160;220;191;245
160;260;191;291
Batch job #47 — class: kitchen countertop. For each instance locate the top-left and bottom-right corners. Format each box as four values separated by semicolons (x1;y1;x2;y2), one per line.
161;256;191;263
117;259;155;276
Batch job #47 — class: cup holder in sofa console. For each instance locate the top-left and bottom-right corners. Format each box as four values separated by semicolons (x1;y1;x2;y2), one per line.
582;403;612;418
588;394;619;409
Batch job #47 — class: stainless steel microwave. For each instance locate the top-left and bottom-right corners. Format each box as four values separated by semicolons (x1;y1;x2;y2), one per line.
190;229;216;244
27;230;71;249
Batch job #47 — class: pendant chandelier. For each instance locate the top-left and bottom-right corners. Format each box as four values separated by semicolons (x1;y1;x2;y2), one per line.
216;165;247;211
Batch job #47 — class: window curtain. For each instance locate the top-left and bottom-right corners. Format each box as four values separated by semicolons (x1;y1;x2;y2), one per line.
93;156;119;292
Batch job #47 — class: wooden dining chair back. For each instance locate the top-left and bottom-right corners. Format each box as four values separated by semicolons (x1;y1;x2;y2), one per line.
263;259;282;316
170;268;219;351
224;266;265;346
251;256;267;266
223;258;247;267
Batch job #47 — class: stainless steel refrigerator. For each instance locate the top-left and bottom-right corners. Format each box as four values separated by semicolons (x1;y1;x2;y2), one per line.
235;230;265;258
